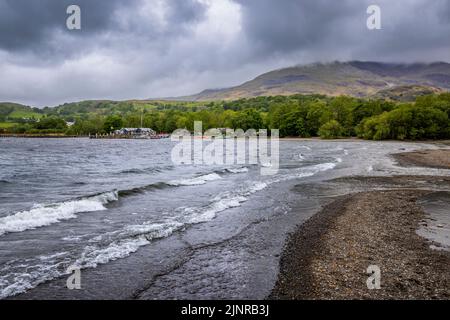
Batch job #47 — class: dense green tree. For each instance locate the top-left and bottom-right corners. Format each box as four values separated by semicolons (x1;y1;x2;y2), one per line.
305;100;331;136
65;116;105;135
357;103;449;140
328;96;356;136
318;120;343;139
103;115;124;133
34;117;67;130
231;109;263;131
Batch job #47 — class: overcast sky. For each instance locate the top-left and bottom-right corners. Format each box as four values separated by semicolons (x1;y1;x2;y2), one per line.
0;0;449;107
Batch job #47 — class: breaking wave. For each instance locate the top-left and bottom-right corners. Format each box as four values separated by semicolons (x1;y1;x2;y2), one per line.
168;173;222;186
0;221;183;299
0;191;119;237
180;162;337;225
225;167;249;174
117;182;170;197
0;169;249;237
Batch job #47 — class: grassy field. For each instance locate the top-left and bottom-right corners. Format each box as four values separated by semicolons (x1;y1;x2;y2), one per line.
8;110;43;119
0;122;18;128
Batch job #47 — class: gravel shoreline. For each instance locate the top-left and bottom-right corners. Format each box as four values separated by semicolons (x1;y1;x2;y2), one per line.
270;188;449;299
271;148;450;300
392;149;450;169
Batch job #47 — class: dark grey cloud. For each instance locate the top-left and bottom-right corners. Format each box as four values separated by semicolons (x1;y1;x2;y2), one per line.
0;0;449;107
0;0;206;59
0;0;127;51
234;0;450;62
234;0;358;55
438;0;450;22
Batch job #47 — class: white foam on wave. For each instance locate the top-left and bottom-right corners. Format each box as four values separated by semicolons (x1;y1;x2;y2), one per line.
75;221;184;269
62;235;84;241
0;252;71;299
295;162;336;175
182;181;271;225
0;191;118;237
226;167;249;174
247;181;268;193
261;162;272;167
185;195;248;224
38;251;69;261
182;162;337;226
179;182;267;225
0;220;183;298
168;173;222;186
75;238;150;269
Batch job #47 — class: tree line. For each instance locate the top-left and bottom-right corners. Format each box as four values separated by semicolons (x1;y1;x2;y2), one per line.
3;93;449;140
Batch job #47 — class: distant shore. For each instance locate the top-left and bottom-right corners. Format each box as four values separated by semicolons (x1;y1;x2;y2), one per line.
2;133;450;146
271;150;450;300
0;134;83;138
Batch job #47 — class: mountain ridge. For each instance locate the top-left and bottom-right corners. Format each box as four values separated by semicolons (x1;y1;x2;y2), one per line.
176;61;450;101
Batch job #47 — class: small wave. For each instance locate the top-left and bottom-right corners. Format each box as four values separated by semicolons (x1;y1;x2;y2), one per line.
71;181;87;186
75;238;150;269
299;145;312;150
38;251;70;261
117;182;170;197
182;162;337;226
185;195;248;224
225;167;249;174
120;170;240;196
62;235;84;241
0;191;118;237
168;173;222;186
247;181;268;193
117;165;174;175
292;162;336;176
119;168;149;174
74;221;183;269
182;181;269;224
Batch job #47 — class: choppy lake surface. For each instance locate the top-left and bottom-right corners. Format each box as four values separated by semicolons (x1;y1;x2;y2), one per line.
0;138;448;299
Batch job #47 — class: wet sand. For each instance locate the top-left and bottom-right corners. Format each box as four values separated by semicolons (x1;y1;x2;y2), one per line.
271;150;450;300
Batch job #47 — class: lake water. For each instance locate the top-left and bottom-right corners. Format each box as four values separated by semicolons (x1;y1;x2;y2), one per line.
0;138;447;299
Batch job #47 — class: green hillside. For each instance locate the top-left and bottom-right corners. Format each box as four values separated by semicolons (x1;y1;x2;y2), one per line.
0;102;44;122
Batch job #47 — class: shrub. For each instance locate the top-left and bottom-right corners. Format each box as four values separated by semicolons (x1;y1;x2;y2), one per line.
318;120;343;139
